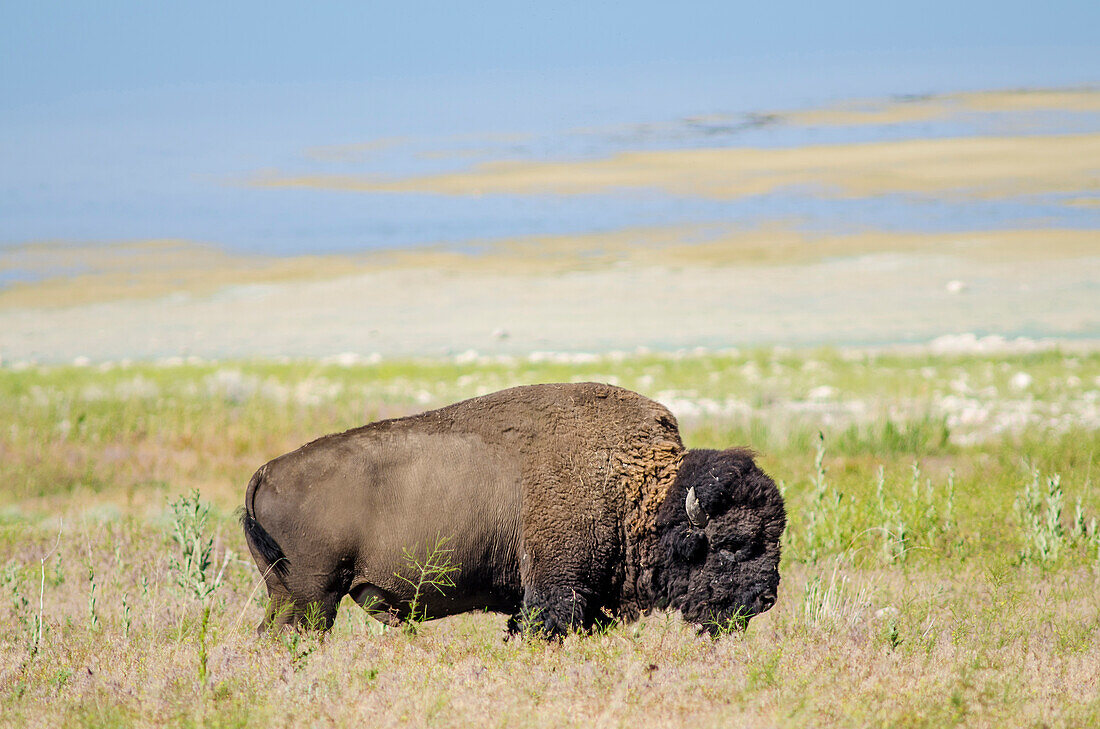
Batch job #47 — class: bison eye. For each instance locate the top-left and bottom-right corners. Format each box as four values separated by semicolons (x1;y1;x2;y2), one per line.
717;543;758;563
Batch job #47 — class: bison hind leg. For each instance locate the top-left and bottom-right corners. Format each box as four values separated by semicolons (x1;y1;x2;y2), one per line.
256;582;343;635
257;588;296;635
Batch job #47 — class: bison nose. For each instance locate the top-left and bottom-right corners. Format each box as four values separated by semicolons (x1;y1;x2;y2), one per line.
758;591;777;612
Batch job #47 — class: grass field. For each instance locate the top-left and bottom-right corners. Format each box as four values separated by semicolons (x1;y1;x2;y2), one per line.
2;347;1099;727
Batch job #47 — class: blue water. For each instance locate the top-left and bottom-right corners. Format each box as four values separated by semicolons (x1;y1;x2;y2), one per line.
2;51;1099;260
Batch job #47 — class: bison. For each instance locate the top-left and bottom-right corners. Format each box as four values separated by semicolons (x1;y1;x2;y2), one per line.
241;382;785;637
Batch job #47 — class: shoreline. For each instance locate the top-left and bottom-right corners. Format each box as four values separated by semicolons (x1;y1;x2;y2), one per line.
4;335;1100;371
1;245;1097;364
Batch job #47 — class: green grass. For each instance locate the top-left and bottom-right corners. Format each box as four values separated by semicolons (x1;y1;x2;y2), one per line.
1;348;1098;727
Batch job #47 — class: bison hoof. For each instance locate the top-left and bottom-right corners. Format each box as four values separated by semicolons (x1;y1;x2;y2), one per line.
505;607;572;641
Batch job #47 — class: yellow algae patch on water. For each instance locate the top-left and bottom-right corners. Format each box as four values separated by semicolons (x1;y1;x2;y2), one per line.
251;133;1100;200
640;228;1100;267
0;239;370;309
783;97;952;127
957;88;1100;114
778;87;1100;127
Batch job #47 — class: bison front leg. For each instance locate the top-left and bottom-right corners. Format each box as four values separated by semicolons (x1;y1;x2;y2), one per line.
510;468;619;640
507;583;595;640
348;582;406;628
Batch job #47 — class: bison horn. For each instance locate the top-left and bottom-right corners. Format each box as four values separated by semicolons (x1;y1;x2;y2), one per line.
685;486;708;529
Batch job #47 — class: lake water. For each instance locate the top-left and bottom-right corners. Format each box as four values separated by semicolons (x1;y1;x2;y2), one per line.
2;51;1098;263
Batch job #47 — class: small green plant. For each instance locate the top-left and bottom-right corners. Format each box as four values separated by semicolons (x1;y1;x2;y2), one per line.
1090;520;1100;567
590;611;621;637
701;606;752;637
394;535;460;636
881;616;903;651
1015;471;1100;567
262;600;296;633
279;601;325;668
121;593;132;639
802;432;843;563
302;600;326;630
889;519;911;564
1068;494;1100;566
168;490;231;686
1015;470;1066;564
868;462;961;565
802;563;871;629
31;521;63;657
873;467;909;564
507;606;549;642
86;564;99;632
913;462;939;542
49;668;72;691
944;470;957;534
1071;497;1087;541
3;564;34;654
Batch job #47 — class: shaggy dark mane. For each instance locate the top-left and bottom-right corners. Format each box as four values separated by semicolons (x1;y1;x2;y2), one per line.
647;447;787;623
672;448;785;524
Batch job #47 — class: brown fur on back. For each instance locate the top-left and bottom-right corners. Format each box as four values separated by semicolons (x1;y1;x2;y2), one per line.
330;382;685;613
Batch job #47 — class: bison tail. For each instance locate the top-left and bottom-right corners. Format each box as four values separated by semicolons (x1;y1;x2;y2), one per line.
241;467;289;580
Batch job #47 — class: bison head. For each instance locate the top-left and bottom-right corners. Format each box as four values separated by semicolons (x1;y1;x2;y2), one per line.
652;448;786;634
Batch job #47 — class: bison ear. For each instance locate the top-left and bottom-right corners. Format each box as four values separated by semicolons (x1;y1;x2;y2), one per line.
686;486;709;529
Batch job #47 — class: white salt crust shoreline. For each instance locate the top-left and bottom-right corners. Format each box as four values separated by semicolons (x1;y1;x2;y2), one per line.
1;252;1097;365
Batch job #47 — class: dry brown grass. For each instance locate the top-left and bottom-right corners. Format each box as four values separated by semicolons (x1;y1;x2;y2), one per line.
2;352;1099;727
3;524;1098;729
